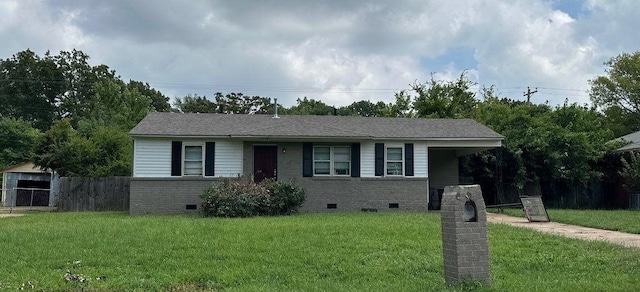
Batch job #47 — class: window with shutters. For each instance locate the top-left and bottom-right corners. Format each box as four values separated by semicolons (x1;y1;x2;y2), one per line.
386;146;404;176
313;146;351;176
183;144;203;176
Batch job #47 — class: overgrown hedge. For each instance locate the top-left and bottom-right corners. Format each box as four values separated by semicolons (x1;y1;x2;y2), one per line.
200;177;306;217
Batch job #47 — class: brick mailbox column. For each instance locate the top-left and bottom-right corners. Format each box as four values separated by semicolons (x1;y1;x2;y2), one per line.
440;185;491;285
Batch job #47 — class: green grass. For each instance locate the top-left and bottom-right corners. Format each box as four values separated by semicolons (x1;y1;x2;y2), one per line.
498;208;640;234
0;212;639;291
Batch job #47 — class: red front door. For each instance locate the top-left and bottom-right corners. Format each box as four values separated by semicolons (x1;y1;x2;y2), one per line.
254;146;277;183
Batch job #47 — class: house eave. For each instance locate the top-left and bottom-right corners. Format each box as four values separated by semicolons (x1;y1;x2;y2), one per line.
130;134;503;143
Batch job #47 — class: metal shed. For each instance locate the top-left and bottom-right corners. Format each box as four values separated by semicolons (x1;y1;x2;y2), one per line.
1;162;59;208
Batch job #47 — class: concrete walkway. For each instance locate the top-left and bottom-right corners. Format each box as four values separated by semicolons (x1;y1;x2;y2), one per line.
0;213;24;218
487;213;640;249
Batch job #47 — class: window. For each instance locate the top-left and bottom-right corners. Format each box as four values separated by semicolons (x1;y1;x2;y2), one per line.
183;145;203;176
386;146;403;176
314;146;351;176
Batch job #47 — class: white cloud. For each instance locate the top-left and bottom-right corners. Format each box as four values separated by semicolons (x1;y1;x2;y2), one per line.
1;0;639;107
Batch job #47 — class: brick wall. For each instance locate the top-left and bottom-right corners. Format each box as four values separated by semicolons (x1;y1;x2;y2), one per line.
130;177;219;215
247;142;428;213
131;142;431;214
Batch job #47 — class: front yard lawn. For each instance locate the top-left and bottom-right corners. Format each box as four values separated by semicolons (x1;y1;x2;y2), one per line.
1;212;639;291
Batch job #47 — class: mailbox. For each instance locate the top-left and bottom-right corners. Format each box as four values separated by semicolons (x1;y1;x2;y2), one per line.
440;185;491;285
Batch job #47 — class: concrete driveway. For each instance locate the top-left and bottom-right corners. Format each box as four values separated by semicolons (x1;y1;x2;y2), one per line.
488;213;640;249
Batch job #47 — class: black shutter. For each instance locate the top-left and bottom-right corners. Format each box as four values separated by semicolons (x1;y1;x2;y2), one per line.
303;142;313;177
351;143;360;177
171;141;182;176
405;143;414;176
375;143;384;176
205;142;215;176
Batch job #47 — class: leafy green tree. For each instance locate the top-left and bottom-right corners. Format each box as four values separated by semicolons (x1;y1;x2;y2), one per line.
87;78;153;130
412;72;478;118
620;151;640;194
0;117;40;169
590;51;640;135
127;80;171;112
213;92;272;114
0;50;65;130
337;100;387;117
53;49;119;122
33;119;83;176
33;119;132;177
174;93;274;114
601;106;637;138
83;126;132;177
379;91;413;117
281;97;336;115
173;94;216;113
469;88;614;205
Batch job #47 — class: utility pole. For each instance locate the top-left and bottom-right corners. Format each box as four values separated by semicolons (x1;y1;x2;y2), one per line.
523;87;538;105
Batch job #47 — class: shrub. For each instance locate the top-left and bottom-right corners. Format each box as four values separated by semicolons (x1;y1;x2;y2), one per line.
263;179;306;215
621;152;640;194
200;177;306;218
200;177;270;218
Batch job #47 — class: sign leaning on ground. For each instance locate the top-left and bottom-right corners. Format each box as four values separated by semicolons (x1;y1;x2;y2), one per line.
519;196;550;222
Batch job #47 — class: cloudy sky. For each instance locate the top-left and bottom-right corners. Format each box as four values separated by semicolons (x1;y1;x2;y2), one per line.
1;0;638;107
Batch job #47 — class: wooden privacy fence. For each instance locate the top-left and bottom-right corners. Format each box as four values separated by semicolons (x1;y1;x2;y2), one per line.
58;177;130;212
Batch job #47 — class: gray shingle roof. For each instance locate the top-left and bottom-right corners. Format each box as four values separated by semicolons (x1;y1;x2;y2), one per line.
129;112;504;140
616;130;640;151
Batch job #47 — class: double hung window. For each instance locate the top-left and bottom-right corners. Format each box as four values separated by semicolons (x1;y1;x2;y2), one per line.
386;146;403;176
313;146;351;176
183;145;203;176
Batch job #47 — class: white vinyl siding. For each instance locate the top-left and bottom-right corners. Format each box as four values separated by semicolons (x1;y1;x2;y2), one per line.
360;141;428;178
133;138;243;178
215;140;243;177
133;139;172;177
414;142;428;177
361;141;376;177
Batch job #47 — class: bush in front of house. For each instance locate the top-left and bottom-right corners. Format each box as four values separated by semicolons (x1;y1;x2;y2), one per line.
200;177;306;218
262;179;306;215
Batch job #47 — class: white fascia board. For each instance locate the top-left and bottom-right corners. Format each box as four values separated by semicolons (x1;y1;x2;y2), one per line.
427;139;502;148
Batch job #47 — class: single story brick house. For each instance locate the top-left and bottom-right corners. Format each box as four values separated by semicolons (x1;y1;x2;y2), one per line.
129;112;503;214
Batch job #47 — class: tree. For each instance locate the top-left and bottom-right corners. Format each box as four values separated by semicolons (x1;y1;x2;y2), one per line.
590;51;640;134
33;119;132;177
379;91;413;117
412;72;478;118
173;94;216;113
87;78;153;130
282;97;336;115
468;88;614;206
127;80;171;112
54;49;119;122
212;92;272;114
0;117;40;169
33;119;82;176
337;100;387;117
0;50;65;131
